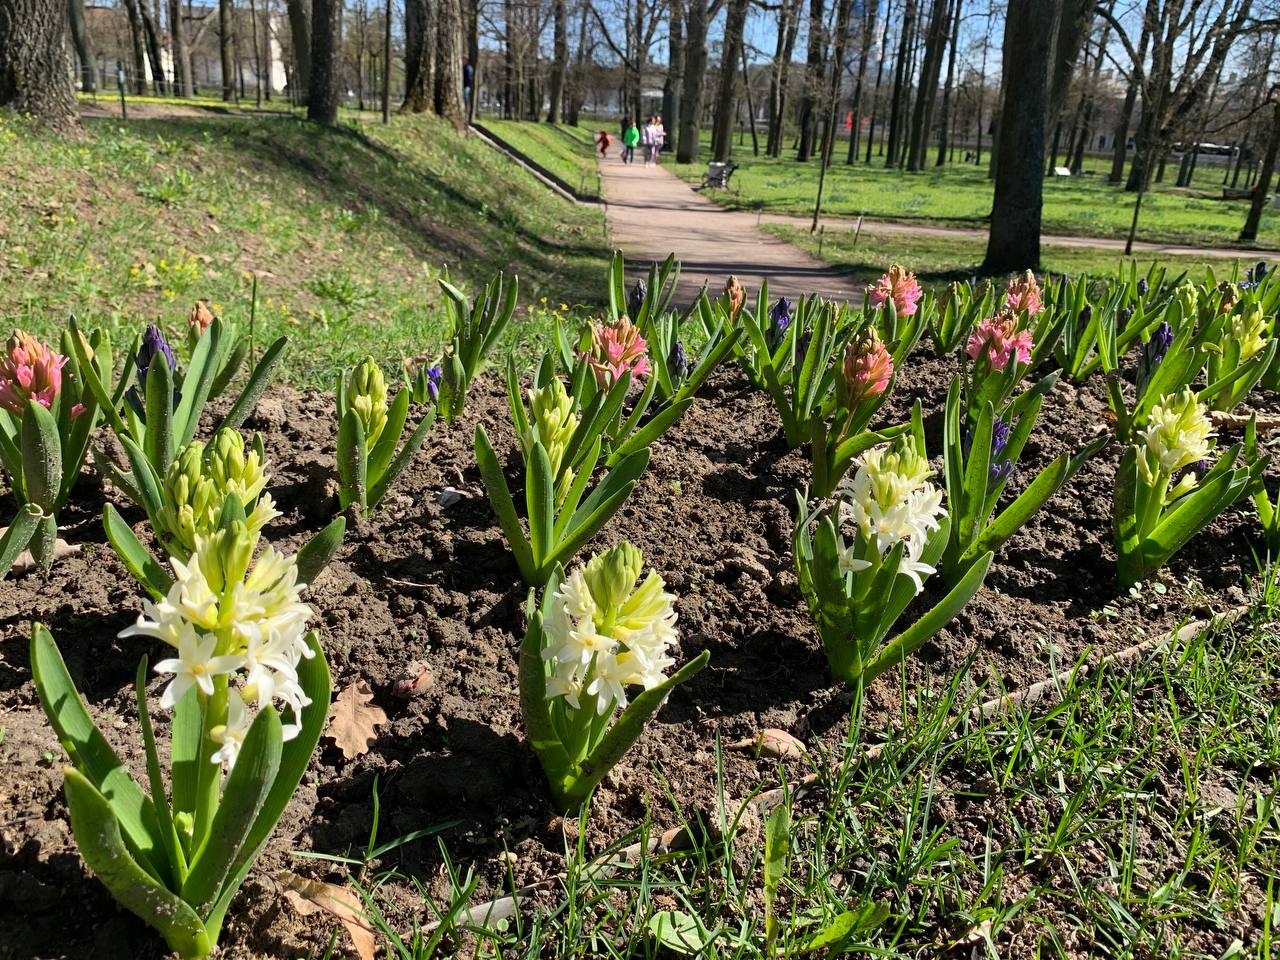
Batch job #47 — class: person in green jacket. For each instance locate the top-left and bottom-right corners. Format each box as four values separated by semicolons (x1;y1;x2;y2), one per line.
622;119;639;165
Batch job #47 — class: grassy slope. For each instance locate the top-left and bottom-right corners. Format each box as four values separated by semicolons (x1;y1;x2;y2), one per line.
667;146;1278;248
479;119;601;198
0;111;607;385
767;223;1258;290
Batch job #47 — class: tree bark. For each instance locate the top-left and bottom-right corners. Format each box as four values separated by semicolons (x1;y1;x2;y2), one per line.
795;0;826;161
1046;0;1089;141
934;0;960;166
864;0;891;162
906;0;947;170
547;0;568;121
677;0;710;163
121;0;150;93
567;0;589;124
0;0;78;127
308;0;341;123
983;0;1053;273
663;0;684;133
168;0;193;95
285;0;310;98
711;0;748;161
884;0;914;166
434;0;465;124
402;0;431;112
813;0;853;225
67;0;95;92
219;0;235;100
767;0;800;156
1107;6;1149;182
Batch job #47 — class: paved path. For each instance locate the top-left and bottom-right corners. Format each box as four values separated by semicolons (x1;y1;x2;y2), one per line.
598;156;866;308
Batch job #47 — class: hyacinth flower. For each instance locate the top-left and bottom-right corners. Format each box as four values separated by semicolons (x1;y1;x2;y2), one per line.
479;358;653;587
961;308;1038;421
810;330;910;498
436;270;518;421
71;314;288;508
406;360;443;405
1245;417;1280;558
585;316;653;387
0;328;116;573
31;506;331;959
941;376;1104;585
1004;270;1044;315
794;412;992;686
1113;388;1258;585
1201;300;1277;412
335;356;436;515
520;542;709;808
867;264;924;318
724;275;747;324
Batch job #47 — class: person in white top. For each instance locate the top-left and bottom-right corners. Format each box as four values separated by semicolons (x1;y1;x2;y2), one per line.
653;115;666;164
642;117;658;166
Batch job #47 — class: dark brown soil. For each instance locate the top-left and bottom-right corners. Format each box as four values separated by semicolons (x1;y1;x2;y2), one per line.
0;358;1274;959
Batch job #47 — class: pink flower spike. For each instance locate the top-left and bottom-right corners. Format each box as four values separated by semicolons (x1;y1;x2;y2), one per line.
71;403;86;418
586;318;652;387
843;331;894;404
966;309;1033;372
867;264;923;318
0;331;68;416
1004;270;1044;315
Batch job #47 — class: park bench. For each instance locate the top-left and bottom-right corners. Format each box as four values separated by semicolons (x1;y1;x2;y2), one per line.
697;161;738;191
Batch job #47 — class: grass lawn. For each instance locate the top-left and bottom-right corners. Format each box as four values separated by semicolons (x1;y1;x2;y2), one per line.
477;119;601;198
667;144;1278;248
0;111;608;386
766;223;1259;290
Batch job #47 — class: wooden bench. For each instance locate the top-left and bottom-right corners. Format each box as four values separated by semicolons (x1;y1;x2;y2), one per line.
697;162;738;191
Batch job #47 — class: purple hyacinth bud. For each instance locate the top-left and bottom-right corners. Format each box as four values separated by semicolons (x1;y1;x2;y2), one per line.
1119;306;1133;326
1078;305;1092;326
1137;278;1149;296
796;331;811;360
1136;321;1173;398
426;364;442;402
627;280;648;319
1257;261;1268;280
668;340;690;380
136;324;176;388
769;297;793;335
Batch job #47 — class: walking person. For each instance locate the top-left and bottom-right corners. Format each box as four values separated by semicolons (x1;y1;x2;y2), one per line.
620;116;630;161
595;129;612;158
652;114;665;164
622;118;639;164
642;116;658;166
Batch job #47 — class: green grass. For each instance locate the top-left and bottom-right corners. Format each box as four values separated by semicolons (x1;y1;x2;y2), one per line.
342;568;1280;956
478;120;601;199
766;223;1259;290
0;111;608;386
667;144;1278;248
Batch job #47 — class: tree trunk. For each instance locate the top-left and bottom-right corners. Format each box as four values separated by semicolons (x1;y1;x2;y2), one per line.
122;0;150;93
884;0;914;166
434;0;465;125
934;0;960;166
906;0;947;170
168;0;193;95
677;0;710;163
663;0;684;133
712;0;748;161
1107;0;1151;182
983;0;1053;273
1046;0;1090;142
401;0;431;112
795;0;827;161
219;0;235;100
767;0;800;156
308;0;341;123
285;0;310;98
847;0;874;163
547;0;567;121
67;0;95;92
813;0;854;224
567;0;589;124
1241;98;1280;241
0;0;78;127
865;0;890;162
249;0;262;106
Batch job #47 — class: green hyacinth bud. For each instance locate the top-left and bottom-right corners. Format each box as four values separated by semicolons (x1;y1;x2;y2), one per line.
583;541;644;615
525;379;577;473
202;519;254;596
156;440;218;559
207;428;268;503
349;357;388;450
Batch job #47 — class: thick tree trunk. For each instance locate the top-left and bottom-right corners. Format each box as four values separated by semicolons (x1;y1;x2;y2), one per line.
711;0;748;161
884;0;914;166
1046;0;1090;141
906;0;947;171
67;0;95;92
547;0;568;121
285;0;310;98
0;0;78;127
401;0;431;112
677;0;709;163
308;0;341;123
1241;100;1280;242
168;0;193;95
663;0;684;133
219;0;235;100
434;0;465;125
795;0;826;161
934;0;960;166
983;0;1053;273
122;0;150;93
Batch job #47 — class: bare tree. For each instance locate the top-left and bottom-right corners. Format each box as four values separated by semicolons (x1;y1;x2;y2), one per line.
767;0;801;156
286;0;311;98
884;0;915;165
711;0;749;160
934;0;961;165
906;0;948;170
677;0;724;162
122;0;150;92
1242;94;1280;240
548;0;569;120
848;0;876;163
67;0;96;92
220;0;236;100
795;0;827;160
402;0;433;112
662;0;684;133
0;0;78;127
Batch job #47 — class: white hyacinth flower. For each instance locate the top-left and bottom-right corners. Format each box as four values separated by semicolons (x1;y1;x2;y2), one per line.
1137;388;1214;486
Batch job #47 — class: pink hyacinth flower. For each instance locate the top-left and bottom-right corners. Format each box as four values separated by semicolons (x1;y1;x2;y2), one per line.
1004;270;1044;315
967;310;1033;372
867;264;923;318
843;331;893;403
0;331;69;416
190;300;215;335
586;317;652;387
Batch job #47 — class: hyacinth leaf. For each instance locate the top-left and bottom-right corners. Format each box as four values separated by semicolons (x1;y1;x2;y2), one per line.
505;359;531;439
30;624;166;879
207;336;249;401
557;649;710;809
173;322;217;450
202;633;329;942
478;274;518;368
68;317;133;437
961;456;1069;571
960;402;994;543
220;336;289;434
607;250;627;321
367;388;410;486
103;503;173;598
554;437;601;540
608;397;692;465
1113;447;1143;584
117;434;164;519
20;400;62;512
1201;340;1278;412
336;409;368;512
566;374;628;471
135;658;186;890
614;373;660;442
1245;417;1278;548
863;550;991;685
296;516;347;586
527;440;556;566
143;356;176;474
1143;450;1253;575
170;685;203;858
870;520;949;645
0;421;23;500
182;707;282;916
0;502;42;575
554;450;649;557
475;424;536;583
367;405;435;510
675;327;740;403
61;768;210;958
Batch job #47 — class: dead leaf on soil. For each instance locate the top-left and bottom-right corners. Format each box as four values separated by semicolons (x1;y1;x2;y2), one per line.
326;681;387;759
728;728;807;759
280;871;376;960
0;532;80;576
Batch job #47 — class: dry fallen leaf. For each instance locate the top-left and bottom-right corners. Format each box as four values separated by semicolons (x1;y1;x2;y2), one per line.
280;871;376;960
729;728;807;760
326;681;387;759
0;532;80;576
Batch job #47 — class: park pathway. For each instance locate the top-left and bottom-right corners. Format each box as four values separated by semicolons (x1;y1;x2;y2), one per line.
598;155;865;308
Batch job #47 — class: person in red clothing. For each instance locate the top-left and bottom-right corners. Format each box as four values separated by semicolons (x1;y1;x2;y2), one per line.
596;130;612;158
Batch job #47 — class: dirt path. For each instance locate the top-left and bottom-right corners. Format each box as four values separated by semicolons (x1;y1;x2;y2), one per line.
598;155;867;308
